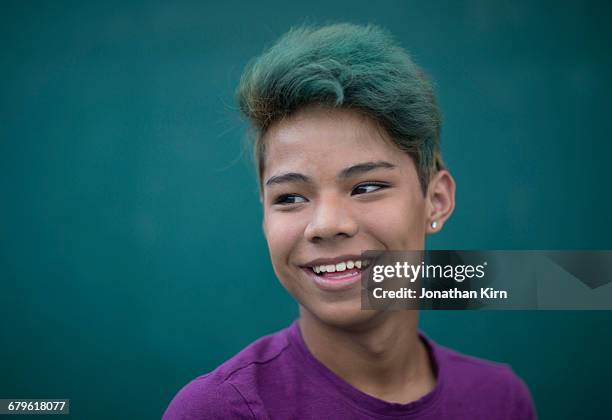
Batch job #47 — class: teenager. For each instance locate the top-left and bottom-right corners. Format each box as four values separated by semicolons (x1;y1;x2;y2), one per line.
164;23;536;419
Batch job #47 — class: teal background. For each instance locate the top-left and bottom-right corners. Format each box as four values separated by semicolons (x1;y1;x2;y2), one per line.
1;1;611;419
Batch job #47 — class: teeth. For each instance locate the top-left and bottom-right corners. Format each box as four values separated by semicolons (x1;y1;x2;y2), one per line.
312;260;363;274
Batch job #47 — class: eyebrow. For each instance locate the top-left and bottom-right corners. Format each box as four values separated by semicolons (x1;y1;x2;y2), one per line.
265;172;312;187
338;160;396;180
264;161;396;187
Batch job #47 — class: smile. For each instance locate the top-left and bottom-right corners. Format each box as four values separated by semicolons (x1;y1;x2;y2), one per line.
312;259;363;274
301;256;368;291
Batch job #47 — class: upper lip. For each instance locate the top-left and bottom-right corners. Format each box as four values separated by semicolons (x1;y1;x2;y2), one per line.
301;254;363;268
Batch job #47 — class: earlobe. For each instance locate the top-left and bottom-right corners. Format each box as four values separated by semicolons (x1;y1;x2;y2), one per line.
428;219;440;234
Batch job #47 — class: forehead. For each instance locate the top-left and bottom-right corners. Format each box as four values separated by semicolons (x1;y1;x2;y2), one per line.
262;107;412;179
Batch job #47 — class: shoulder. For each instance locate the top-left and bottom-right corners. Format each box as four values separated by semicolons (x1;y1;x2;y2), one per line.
162;374;253;420
428;337;536;419
163;325;293;420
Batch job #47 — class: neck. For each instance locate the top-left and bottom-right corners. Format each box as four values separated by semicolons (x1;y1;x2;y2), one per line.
298;308;435;404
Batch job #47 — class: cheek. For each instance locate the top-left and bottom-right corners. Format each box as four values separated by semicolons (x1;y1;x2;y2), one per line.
263;212;305;265
361;196;426;249
263;213;307;295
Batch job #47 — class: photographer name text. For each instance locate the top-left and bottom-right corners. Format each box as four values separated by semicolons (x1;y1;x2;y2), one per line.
372;287;508;300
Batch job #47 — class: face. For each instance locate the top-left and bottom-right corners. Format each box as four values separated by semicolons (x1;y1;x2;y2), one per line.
261;106;432;328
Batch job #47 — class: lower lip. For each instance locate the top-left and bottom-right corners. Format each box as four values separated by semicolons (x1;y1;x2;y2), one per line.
302;267;362;291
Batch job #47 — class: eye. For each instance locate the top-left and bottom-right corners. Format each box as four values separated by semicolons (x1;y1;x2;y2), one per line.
274;194;307;205
351;182;389;195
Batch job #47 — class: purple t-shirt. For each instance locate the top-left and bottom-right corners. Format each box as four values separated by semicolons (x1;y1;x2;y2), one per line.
163;320;536;419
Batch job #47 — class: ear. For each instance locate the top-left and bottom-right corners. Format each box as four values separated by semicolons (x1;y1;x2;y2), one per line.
426;169;456;234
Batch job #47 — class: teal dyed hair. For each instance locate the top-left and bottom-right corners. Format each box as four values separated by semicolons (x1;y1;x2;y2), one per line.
237;23;444;194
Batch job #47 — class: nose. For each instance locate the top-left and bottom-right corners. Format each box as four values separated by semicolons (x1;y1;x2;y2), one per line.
304;194;359;242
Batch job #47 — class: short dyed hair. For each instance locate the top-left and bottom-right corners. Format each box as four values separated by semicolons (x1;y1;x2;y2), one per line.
237;23;444;194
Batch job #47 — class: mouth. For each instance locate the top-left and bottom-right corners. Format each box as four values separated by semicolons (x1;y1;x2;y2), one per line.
300;256;367;291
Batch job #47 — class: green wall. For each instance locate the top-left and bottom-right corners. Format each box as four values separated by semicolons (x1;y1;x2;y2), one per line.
1;1;611;418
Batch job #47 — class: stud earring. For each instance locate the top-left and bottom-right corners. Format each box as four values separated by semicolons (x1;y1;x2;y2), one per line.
431;221;438;229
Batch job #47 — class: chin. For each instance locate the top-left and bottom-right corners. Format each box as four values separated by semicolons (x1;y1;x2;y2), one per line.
278;270;383;331
302;298;382;331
